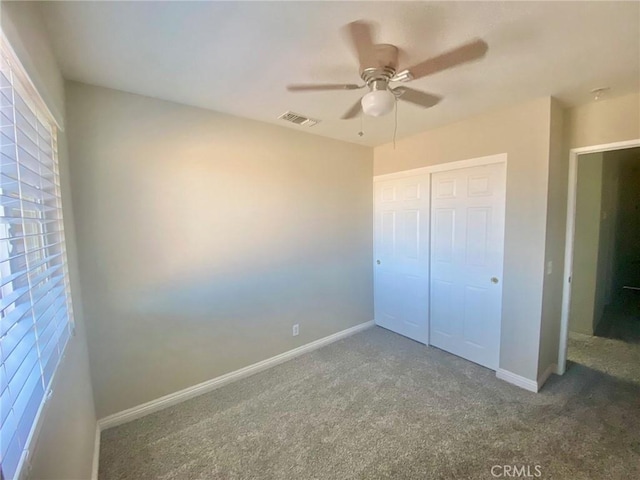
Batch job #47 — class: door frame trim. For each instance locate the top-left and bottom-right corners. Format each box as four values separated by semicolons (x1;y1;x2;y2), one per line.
557;138;640;375
373;152;507;357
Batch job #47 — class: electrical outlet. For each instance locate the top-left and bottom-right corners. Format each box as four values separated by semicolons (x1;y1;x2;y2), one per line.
292;324;299;336
546;261;553;275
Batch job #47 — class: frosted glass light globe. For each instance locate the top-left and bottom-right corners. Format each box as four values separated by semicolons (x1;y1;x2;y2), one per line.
361;89;395;117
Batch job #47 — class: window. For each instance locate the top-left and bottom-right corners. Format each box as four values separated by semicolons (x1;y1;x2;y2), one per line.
0;37;74;480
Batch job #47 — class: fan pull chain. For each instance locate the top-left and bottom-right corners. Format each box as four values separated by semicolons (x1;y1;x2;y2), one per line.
358;113;364;137
393;97;398;150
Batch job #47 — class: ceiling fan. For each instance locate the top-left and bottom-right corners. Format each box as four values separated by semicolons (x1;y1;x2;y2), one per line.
287;21;488;119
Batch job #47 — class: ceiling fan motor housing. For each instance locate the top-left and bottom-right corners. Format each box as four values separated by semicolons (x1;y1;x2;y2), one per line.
359;45;399;117
359;44;399;85
361;66;396;87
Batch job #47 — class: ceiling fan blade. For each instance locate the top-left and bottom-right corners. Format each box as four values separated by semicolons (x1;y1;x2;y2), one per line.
341;98;362;120
287;84;363;92
405;39;488;80
345;20;377;69
393;87;441;109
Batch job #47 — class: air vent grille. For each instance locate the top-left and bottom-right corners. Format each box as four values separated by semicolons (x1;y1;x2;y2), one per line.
278;111;319;127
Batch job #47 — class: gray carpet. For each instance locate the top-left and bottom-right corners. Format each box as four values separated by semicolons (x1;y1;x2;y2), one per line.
99;327;640;480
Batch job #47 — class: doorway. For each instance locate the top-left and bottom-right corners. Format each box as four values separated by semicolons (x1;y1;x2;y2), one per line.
558;140;640;373
373;154;507;370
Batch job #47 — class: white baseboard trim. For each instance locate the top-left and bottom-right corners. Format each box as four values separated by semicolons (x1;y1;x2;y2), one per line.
98;320;375;430
496;368;538;393
91;423;100;480
537;363;557;391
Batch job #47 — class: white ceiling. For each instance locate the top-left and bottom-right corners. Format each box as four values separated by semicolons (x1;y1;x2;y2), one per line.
40;1;640;147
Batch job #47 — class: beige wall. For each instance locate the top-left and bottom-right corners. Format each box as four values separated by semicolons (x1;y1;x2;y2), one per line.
1;2;97;479
566;92;640;149
65;82;374;417
569;153;604;335
538;99;566;376
375;97;553;381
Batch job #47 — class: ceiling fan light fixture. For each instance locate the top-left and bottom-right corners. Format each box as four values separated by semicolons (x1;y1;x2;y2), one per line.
287;21;488;120
361;89;395;117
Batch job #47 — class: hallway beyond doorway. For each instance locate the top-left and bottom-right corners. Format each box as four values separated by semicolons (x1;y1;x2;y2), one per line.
595;290;640;344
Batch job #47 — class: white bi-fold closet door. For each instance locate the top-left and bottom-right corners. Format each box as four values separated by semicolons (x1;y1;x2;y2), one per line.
373;176;430;344
429;162;506;370
373;157;506;370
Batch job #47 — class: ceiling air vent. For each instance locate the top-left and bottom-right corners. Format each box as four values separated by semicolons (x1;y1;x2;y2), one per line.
278;111;319;127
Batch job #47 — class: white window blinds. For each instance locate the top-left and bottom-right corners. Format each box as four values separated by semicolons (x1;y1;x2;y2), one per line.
0;40;74;480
